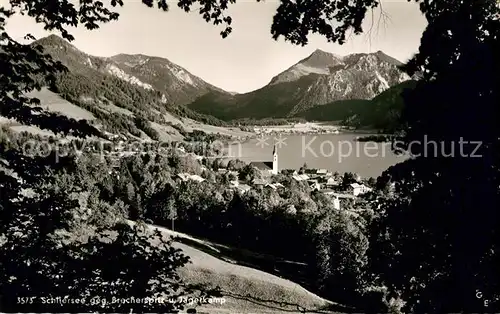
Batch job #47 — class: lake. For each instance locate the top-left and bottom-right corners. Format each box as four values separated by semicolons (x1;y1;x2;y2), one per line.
224;133;408;178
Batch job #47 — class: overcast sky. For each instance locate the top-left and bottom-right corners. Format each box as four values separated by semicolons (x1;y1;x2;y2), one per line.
4;0;427;93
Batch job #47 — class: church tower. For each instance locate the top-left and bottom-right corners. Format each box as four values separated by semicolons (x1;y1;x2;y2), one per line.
272;144;278;175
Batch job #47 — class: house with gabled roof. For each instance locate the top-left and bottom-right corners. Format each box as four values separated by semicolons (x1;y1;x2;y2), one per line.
235;184;252;194
292;174;310;181
350;183;372;196
177;173;206;183
249;145;278;175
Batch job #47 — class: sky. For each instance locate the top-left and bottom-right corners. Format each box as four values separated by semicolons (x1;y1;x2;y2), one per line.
4;0;427;93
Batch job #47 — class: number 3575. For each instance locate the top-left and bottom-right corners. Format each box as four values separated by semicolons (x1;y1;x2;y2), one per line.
17;297;36;304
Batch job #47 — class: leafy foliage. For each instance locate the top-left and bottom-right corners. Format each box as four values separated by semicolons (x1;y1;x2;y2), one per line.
312;210;370;304
0;128;206;312
367;1;500;312
0;0;227;311
2;0;500;313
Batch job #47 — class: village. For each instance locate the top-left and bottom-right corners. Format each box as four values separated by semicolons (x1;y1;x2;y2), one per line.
81;135;377;212
174;144;375;211
253;122;342;136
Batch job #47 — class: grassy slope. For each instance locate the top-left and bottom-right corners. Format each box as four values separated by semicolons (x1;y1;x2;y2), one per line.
57;218;345;313
25;87;97;121
1;88;253;140
138;222;351;314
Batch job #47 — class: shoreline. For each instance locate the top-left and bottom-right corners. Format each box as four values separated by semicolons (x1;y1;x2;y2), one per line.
247;122;381;136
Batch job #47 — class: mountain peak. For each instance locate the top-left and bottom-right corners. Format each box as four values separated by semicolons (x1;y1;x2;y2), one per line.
28;35;227;105
268;49;344;85
309;48;342;58
300;49;344;69
42;34;62;41
310;48;342;57
34;34;70;46
312;48;327;54
373;50;402;65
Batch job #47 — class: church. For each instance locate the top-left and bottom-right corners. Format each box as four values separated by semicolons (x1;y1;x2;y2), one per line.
249;145;278;176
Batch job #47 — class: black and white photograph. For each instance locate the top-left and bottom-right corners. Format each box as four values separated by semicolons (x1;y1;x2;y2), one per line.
0;0;499;313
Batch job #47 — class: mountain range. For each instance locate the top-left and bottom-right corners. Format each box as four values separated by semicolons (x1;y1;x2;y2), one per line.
187;49;411;120
2;34;415;139
18;34;241;141
34;34;224;106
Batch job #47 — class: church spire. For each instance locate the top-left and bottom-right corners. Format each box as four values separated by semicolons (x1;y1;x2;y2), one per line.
272;142;278;175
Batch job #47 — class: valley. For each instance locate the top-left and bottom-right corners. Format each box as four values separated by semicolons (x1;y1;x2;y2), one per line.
0;35;415;143
2;1;497;313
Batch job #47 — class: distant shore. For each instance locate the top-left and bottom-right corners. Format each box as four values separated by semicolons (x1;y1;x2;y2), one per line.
252;122;342;135
221;122;384;145
354;134;393;142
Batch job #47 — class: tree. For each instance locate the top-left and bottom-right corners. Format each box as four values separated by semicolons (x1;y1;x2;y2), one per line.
0;143;205;312
227;159;246;171
367;1;500;312
238;164;260;182
298;162;308;174
202;169;216;183
341;172;358;187
0;0;222;310
2;0;499;312
144;183;176;226
312;210;370;306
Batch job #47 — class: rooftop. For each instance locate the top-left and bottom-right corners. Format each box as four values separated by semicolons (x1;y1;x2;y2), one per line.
250;161;273;171
252;178;268;185
292;174;310;181
350;183;365;188
333;193;357;199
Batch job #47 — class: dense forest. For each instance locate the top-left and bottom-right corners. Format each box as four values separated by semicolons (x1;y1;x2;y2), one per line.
48;70;227;138
0;128;381;310
296;81;418;131
1;0;499;313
